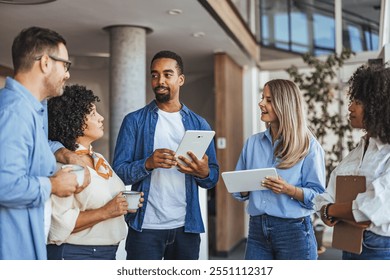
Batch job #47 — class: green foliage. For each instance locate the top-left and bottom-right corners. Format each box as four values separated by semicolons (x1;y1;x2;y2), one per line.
286;49;356;183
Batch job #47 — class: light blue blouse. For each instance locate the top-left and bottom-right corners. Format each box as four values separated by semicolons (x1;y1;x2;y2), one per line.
232;128;326;219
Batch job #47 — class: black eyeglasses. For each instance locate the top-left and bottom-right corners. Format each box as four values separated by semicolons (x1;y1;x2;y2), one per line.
35;55;71;72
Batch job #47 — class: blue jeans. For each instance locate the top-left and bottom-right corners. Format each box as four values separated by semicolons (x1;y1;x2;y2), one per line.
342;231;390;260
47;243;118;260
245;214;317;260
126;226;200;260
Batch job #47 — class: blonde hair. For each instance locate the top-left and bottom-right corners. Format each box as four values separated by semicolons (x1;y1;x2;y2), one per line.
264;79;310;169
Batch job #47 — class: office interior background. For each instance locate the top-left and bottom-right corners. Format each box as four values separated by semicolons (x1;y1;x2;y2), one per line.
0;0;388;260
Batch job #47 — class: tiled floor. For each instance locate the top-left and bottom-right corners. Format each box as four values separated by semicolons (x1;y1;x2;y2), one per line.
209;241;246;260
318;247;342;260
209;222;343;260
209;239;342;260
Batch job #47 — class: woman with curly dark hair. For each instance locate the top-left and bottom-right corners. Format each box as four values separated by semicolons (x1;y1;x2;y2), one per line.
315;64;390;260
46;84;143;260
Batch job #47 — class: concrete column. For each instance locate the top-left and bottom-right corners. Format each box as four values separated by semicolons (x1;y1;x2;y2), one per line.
104;25;151;159
380;0;390;47
335;0;343;55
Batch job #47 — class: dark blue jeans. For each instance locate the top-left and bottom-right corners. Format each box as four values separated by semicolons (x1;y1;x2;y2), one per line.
245;214;317;260
126;226;200;260
342;231;390;260
47;243;118;260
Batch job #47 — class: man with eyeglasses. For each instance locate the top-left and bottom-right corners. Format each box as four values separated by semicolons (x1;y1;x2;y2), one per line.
35;54;72;73
0;26;90;260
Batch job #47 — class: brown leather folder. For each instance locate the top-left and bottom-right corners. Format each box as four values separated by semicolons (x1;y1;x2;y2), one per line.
332;176;366;254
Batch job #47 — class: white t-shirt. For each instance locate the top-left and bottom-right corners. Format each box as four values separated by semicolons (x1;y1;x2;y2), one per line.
142;109;186;229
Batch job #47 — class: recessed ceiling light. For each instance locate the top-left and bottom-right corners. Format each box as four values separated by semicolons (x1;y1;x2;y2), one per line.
0;0;56;4
167;9;182;15
192;32;205;38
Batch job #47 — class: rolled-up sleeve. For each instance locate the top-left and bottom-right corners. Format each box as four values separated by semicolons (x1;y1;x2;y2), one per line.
48;195;80;244
353;170;390;225
48;140;64;155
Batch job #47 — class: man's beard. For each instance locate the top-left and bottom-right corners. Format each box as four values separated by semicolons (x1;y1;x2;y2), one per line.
154;87;171;103
44;76;63;98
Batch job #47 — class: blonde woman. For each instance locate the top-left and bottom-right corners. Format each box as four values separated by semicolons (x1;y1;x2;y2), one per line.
233;79;325;260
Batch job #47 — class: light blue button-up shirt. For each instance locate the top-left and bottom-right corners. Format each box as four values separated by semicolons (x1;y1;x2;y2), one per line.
0;77;56;259
232;128;325;218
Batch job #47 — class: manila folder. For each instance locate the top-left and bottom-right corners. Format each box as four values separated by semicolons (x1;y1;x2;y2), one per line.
332;175;366;254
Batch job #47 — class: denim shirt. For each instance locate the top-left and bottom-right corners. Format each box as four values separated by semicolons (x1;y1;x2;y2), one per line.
113;100;219;233
232;128;326;219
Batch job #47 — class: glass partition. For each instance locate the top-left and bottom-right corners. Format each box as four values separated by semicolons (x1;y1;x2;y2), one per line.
342;0;380;53
259;0;380;55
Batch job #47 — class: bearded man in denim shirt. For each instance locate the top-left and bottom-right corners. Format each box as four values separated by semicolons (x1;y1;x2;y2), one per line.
113;50;219;260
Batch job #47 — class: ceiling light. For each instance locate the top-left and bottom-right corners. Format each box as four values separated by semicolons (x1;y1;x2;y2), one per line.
0;0;56;4
192;32;205;38
167;9;182;15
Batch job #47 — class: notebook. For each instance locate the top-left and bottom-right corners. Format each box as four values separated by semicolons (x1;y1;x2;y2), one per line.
332;175;366;254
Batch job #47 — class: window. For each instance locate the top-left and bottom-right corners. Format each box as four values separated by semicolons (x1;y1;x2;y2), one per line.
259;0;379;56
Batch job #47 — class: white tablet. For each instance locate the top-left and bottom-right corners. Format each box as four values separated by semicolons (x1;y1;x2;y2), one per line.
221;168;278;193
175;130;215;165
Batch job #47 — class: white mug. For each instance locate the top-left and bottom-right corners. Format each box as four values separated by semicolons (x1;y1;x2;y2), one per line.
62;164;84;187
122;190;141;210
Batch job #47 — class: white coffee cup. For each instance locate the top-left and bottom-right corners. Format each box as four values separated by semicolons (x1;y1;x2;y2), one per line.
61;164;84;187
122;190;141;210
